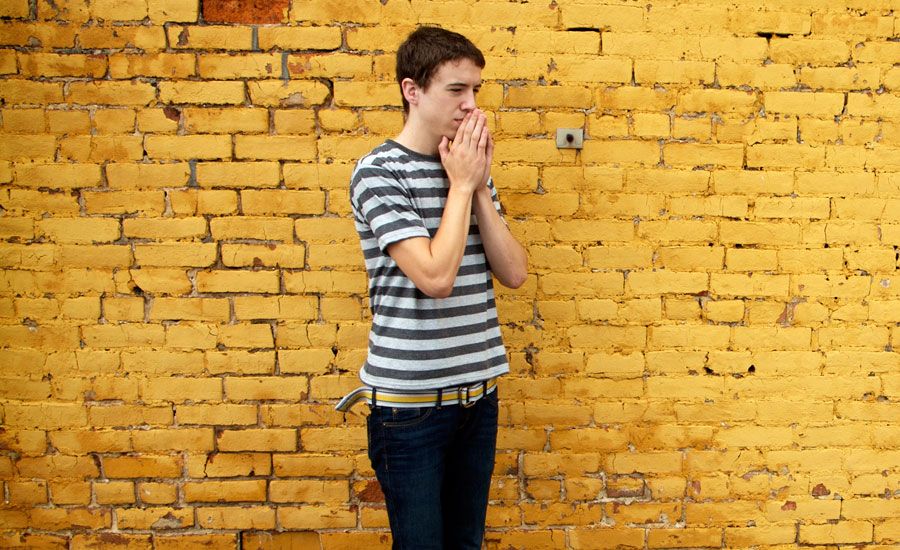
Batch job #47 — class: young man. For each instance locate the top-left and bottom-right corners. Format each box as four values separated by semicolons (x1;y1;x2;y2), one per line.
335;26;527;549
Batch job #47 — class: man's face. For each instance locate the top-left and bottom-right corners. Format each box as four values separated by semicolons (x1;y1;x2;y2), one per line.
414;58;483;141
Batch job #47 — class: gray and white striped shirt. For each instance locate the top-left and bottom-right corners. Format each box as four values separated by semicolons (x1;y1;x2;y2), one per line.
349;140;510;392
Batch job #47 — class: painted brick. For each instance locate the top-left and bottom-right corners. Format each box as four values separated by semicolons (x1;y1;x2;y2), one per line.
2;3;899;546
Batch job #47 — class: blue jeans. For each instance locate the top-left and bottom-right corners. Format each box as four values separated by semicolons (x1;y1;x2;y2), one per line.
366;388;499;550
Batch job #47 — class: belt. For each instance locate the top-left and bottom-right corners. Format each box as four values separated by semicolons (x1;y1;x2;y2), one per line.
335;377;497;413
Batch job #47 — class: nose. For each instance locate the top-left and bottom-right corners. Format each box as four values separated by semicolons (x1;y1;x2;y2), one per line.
461;90;477;111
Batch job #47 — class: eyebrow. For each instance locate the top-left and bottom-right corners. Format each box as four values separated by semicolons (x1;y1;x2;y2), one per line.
445;81;482;88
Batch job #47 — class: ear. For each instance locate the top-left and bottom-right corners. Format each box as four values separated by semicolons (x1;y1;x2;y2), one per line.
400;78;420;107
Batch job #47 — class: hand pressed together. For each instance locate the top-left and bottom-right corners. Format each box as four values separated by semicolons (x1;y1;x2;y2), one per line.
438;109;490;195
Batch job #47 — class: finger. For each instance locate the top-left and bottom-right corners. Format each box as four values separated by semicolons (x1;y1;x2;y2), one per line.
470;112;486;149
462;109;479;146
477;115;489;151
453;111;471;146
438;136;450;160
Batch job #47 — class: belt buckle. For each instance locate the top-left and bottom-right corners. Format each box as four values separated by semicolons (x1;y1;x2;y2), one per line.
459;384;476;408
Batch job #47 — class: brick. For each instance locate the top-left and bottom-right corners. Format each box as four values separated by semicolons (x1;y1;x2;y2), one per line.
800;521;874;544
220;243;304;268
205;350;275;375
799;66;881;91
49;430;132;454
103;456;182;478
196;162;280;188
183;107;269;133
169;190;239;215
247;80;330;108
92;108;137;134
626;271;707;295
700;36;768;61
232;296;317;321
159;81;245;105
243;532;324;550
29;508;111;531
2;189;80;215
94;481;136;505
140;377;222;402
0;80;65;106
771;38;850;65
636;60;714;85
135;243;217;267
106;163;191;189
89;404;172;427
9;480;48;505
551;57;632;83
318;135;387;161
2;22;78;47
639;220;717;243
678;89;757;115
258;26;342;50
283;162;353;190
581;140;660;166
766;91;846;116
270;480;348;503
242;190;325;215
216;429;297;452
855;41;900;64
197;506;276;529
118;508;193;530
175;404;256;427
144;135;232;160
123;218;207;240
219;322;274;348
278;505;356;529
132;110;179;135
631;113;670;137
0;0;28;17
273;454;354;477
184;480;267;503
797;172;875;197
134;109;184;135
223;376;303;401
604;32;700;60
235;134;317;161
0;134;56;162
1;108;45;132
148;0;199;23
277;109;318;134
195;270;279;293
66;81;156;106
19;52;106;78
167;24;252;49
60;135;144;162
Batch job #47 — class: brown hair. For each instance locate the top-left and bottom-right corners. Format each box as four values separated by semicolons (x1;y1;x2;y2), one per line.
396;26;486;113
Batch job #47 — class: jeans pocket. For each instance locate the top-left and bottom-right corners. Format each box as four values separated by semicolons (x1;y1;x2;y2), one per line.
481;387;499;410
380;406;434;428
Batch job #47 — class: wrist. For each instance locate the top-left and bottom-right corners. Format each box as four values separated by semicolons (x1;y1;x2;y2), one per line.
474;183;492;199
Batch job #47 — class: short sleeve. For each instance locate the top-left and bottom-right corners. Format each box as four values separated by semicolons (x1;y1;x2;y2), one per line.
486;177;509;225
351;165;431;252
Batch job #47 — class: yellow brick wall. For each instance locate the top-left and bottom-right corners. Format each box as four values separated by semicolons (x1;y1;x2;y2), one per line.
1;0;899;548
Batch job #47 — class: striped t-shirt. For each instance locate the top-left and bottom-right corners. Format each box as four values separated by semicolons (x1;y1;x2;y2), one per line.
349;139;510;391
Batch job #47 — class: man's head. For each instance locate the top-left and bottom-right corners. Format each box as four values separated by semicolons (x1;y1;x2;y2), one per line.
396;26;486;114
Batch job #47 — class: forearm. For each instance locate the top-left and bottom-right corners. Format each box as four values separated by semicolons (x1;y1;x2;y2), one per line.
387;187;474;298
428;187;475;283
473;186;528;289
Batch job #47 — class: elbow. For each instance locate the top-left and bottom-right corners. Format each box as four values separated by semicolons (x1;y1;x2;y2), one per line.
509;271;528;289
416;274;456;299
424;286;454;299
502;270;528;290
499;259;528;289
